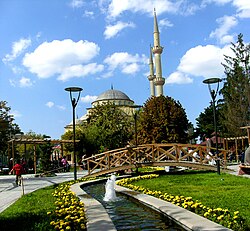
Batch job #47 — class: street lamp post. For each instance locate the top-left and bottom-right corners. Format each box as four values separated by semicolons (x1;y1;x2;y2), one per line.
65;87;83;180
203;77;222;175
130;105;142;146
130;105;142;174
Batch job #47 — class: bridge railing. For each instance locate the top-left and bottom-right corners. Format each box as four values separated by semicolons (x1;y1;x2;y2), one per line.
83;143;229;176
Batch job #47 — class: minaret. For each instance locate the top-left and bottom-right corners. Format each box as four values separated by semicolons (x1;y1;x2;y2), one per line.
148;45;155;96
152;9;165;96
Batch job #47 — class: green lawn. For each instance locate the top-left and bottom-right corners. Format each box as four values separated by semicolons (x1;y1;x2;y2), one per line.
0;185;57;231
133;171;250;229
1;171;250;230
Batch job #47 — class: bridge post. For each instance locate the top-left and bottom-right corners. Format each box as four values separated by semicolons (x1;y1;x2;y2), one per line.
87;160;90;175
175;145;179;161
107;153;110;170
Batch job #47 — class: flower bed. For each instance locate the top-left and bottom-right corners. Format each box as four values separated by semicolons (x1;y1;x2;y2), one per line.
47;177;96;231
116;174;246;230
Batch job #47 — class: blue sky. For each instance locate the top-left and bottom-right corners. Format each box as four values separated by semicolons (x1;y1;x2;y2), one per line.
0;0;250;139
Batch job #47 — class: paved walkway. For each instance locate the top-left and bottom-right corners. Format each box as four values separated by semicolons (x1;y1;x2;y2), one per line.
0;171;87;213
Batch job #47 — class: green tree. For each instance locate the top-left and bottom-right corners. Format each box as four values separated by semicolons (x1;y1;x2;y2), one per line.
83;102;133;153
0;101;21;165
38;138;53;172
137;96;189;144
220;33;250;136
61;128;86;163
195;104;223;141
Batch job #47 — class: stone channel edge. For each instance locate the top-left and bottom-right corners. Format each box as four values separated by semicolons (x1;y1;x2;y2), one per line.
70;179;232;231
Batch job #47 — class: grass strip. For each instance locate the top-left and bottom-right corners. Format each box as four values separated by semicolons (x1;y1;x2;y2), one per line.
127;171;250;230
0;185;57;231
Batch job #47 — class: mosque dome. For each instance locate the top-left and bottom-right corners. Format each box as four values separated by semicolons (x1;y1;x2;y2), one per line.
92;88;134;107
65;88;135;130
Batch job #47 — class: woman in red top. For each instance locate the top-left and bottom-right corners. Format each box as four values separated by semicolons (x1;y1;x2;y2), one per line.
9;159;24;186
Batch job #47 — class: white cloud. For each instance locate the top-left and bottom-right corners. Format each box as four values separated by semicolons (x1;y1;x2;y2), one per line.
3;38;31;63
233;0;250;18
179;1;203;15
81;95;98;103
11;66;23;74
19;77;33;87
23;39;101;81
178;45;227;78
46;101;54;108
107;0;179;18
122;63;140;74
159;18;173;29
57;105;66;110
104;21;135;39
9;77;33;87
167;44;234;84
210;15;238;44
57;63;104;81
104;52;147;76
70;0;84;8
83;10;94;18
100;71;113;79
202;0;250;18
9;79;16;87
166;71;193;84
201;0;232;6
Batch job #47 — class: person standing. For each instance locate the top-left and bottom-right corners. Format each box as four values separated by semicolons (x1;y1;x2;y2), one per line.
9;159;24;186
61;156;67;172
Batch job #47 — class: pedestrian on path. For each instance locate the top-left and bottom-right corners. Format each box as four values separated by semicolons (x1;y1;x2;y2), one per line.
9;159;24;186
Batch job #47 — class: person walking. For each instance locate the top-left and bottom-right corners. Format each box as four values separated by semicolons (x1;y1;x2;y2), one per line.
9;159;24;186
61;156;68;172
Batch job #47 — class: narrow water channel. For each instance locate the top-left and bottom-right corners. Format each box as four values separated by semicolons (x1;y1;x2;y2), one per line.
83;183;185;231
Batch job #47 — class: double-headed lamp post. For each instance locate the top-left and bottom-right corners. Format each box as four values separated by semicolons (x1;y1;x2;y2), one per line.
65;87;83;180
130;105;142;146
203;77;222;175
131;105;142;174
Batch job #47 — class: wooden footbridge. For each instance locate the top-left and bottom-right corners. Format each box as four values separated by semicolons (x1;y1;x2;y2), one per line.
83;143;231;177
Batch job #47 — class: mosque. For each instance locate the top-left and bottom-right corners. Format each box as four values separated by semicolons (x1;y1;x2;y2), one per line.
65;10;165;131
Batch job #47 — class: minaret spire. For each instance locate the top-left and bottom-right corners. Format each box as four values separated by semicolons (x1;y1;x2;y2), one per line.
148;45;155;96
152;9;165;96
153;8;160;47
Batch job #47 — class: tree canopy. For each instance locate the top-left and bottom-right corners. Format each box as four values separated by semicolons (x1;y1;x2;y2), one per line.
80;102;133;154
137;96;189;144
220;33;250;137
0;101;21;158
196;34;250;139
195;104;223;142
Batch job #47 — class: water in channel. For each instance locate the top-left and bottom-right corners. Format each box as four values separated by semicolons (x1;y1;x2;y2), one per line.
83;182;185;231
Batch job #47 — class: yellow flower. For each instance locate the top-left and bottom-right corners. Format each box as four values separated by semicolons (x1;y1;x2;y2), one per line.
217;215;224;220
204;212;209;217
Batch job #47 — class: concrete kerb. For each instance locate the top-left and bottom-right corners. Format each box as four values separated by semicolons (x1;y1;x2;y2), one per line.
71;178;232;231
115;185;232;231
70;180;117;231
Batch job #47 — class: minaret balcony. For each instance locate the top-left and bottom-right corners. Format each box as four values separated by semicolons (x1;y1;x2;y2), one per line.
148;74;156;81
152;46;163;54
154;77;165;86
